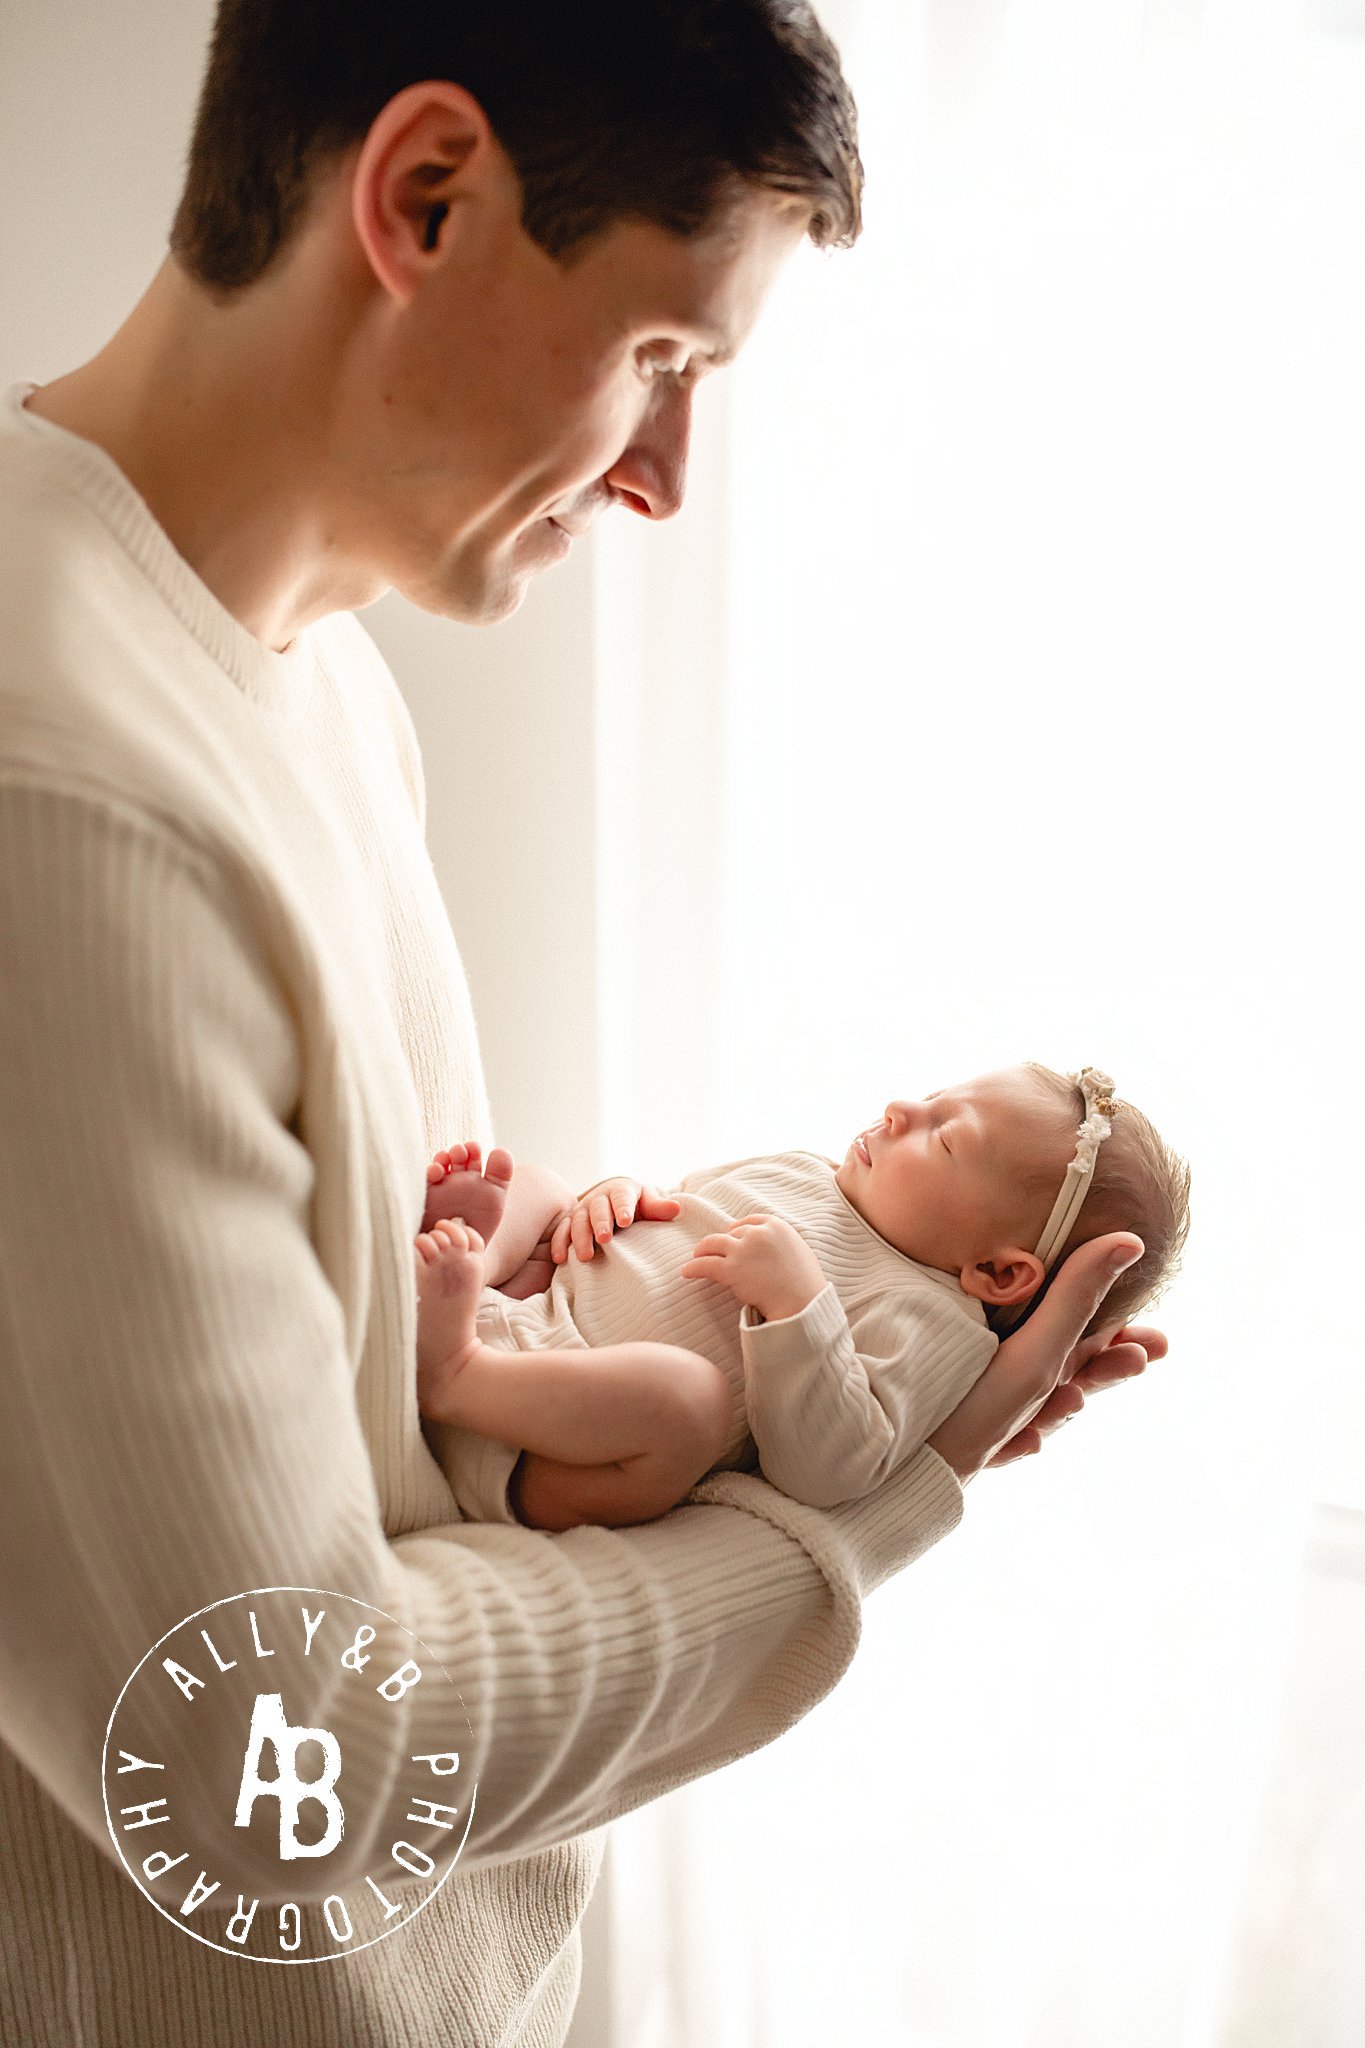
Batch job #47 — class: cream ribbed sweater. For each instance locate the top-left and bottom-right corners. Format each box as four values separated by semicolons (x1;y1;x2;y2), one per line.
0;382;964;2048
450;1153;996;1517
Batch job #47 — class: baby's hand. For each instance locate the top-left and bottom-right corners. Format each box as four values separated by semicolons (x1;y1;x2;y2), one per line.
681;1215;827;1323
549;1177;682;1265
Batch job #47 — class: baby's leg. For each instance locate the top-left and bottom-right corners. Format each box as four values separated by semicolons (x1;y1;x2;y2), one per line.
423;1147;575;1292
508;1443;716;1533
414;1219;731;1530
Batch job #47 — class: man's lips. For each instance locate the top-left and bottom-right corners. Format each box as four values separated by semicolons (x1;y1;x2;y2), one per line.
548;513;594;541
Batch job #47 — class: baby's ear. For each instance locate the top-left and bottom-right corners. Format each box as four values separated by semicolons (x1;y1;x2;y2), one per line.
959;1249;1046;1307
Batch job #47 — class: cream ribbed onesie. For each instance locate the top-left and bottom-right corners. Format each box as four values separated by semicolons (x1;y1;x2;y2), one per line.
441;1152;997;1520
0;383;965;2048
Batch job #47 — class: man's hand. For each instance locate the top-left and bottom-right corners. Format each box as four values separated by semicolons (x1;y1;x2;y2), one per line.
549;1176;682;1265
681;1215;828;1324
928;1234;1157;1482
987;1318;1168;1467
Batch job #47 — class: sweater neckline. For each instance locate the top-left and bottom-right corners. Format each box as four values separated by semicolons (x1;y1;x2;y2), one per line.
5;382;317;724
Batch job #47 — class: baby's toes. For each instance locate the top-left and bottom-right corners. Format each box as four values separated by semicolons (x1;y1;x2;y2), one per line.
432;1219;485;1256
485;1147;514;1190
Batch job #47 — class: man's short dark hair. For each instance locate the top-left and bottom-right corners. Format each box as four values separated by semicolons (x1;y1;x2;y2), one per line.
169;0;863;292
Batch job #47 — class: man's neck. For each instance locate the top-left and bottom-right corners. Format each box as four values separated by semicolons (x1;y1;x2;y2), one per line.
25;254;383;652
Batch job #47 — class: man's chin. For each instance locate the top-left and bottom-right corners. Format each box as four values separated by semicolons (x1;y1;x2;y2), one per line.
397;560;531;629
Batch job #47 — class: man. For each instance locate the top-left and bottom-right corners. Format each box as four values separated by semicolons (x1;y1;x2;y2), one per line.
0;3;1160;2041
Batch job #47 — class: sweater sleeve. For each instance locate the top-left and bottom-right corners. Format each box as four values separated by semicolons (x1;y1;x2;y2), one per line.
740;1281;997;1509
0;781;964;1890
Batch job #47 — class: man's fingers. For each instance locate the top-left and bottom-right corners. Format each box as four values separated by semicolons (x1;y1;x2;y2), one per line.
985;1428;1043;1468
1032;1380;1087;1433
1115;1322;1168;1363
1021;1232;1144;1396
1072;1341;1149;1392
985;1379;1086;1468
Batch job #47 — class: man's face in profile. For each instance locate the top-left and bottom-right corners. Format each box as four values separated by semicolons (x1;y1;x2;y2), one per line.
338;181;808;625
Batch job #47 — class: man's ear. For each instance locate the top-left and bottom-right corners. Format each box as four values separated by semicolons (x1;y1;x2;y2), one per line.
959;1249;1047;1307
350;81;508;303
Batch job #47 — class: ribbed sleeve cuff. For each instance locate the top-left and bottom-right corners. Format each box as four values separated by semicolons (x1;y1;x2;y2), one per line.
824;1445;964;1595
690;1441;963;1608
738;1279;846;1365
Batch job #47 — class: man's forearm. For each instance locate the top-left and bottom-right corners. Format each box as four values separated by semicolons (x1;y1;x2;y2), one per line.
0;790;968;1898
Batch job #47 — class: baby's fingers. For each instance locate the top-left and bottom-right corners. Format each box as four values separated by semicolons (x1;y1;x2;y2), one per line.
688;1233;735;1260
549;1213;572;1265
679;1236;732;1269
569;1205;600;1262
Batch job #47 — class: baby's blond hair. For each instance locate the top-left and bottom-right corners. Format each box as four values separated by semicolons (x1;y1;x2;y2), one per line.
1003;1064;1191;1340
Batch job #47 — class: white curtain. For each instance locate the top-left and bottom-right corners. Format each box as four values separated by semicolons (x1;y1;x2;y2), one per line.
580;1;1365;2042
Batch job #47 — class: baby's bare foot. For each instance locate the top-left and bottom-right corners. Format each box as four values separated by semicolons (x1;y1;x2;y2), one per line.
422;1141;514;1239
414;1219;487;1415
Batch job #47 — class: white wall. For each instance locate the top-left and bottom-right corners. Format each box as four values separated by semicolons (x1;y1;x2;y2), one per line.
364;579;601;1177
0;0;603;1185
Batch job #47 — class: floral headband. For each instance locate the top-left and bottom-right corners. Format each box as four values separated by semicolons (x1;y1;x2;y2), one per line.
1034;1067;1117;1271
994;1067;1117;1331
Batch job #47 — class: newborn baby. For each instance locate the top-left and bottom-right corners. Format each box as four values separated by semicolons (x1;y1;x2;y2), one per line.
415;1065;1189;1532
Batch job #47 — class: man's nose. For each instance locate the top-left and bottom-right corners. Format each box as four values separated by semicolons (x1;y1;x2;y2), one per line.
605;380;691;521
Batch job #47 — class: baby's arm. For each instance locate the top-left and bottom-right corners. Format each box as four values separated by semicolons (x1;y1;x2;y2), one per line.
681;1216;995;1508
741;1288;997;1507
423;1143;575;1290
